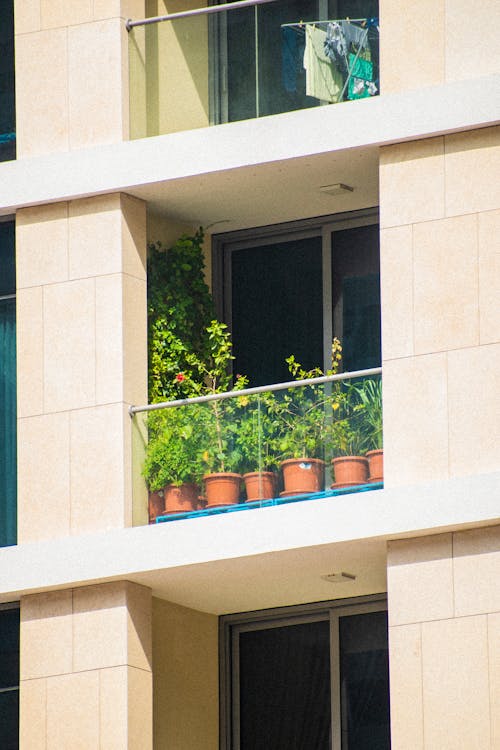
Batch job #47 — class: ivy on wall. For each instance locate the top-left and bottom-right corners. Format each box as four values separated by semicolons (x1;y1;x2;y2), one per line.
147;228;215;402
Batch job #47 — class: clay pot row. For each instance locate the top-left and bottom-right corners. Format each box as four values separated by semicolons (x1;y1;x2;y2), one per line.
148;471;277;523
148;451;383;523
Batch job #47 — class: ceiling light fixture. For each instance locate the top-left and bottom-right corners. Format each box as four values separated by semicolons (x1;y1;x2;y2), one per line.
319;183;354;196
321;572;356;583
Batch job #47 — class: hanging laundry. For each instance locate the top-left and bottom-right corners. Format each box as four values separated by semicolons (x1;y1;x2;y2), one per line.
303;25;343;103
281;26;305;94
340;20;370;53
347;52;377;99
324;22;349;78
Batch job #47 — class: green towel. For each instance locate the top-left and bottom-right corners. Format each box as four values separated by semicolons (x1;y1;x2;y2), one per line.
347;53;374;100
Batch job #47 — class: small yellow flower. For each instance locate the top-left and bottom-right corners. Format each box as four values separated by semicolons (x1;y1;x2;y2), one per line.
202;450;209;462
238;396;249;407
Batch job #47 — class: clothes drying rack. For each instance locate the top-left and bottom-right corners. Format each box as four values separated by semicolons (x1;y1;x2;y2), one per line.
281;17;378;102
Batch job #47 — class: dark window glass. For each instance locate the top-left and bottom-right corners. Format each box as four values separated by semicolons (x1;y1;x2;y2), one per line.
0;691;19;750
0;609;19;689
231;236;323;385
239;620;331;750
0;221;16;296
225;221;380;384
0;1;15;162
339;610;390;750
0;608;20;750
331;224;380;371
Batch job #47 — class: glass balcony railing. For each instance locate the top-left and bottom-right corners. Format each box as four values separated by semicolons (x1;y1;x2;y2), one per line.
131;369;382;525
128;1;379;139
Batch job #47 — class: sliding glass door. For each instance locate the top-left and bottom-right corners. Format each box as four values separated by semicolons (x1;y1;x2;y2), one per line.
222;598;390;750
214;211;380;386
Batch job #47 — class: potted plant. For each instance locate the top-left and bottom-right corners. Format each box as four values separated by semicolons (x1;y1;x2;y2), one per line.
178;320;248;507
327;382;369;488
275;339;343;496
235;391;280;501
353;376;383;482
143;405;206;515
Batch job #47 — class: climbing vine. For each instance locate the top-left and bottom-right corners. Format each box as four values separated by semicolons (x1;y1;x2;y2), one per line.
147;228;215;402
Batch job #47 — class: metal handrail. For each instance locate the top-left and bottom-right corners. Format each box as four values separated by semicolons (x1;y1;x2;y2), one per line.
129;367;382;415
126;0;279;31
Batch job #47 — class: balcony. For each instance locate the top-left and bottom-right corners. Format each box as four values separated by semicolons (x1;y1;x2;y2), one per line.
131;369;383;526
128;0;379;139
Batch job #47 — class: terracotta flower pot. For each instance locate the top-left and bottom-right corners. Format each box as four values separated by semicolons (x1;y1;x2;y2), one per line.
366;449;384;483
331;456;369;488
203;472;242;507
163;483;199;513
243;471;276;502
148;491;165;524
280;458;325;497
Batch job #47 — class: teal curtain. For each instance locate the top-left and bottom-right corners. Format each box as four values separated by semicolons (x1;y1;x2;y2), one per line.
0;298;16;547
0;219;16;548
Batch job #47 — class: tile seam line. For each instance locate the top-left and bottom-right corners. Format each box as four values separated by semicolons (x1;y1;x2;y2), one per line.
395;611;495;628
15;16;125;37
16;270;157;292
22;663;152;682
18;400;130;420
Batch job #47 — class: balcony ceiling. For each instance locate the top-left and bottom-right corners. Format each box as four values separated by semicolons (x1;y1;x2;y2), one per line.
136;145;379;232
132;535;388;615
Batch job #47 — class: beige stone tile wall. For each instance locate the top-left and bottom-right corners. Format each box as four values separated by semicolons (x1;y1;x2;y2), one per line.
380;127;500;487
14;0;145;157
380;0;500;94
16;193;147;541
19;581;153;750
387;526;500;750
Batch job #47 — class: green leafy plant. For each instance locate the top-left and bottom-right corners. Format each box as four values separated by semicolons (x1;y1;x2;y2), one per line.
173;320;248;474
326;395;368;456
235;391;281;474
325;377;381;458
352;377;383;451
273;339;343;460
143;406;207;490
147;229;215;402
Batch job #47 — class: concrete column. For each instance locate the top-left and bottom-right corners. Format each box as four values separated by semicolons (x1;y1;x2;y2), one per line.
16;193;148;541
19;581;152;750
387;526;500;749
14;0;146;157
378;3;500;488
379;127;500;487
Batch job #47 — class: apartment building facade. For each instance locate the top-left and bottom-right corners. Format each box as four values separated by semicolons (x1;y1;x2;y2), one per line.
0;0;499;748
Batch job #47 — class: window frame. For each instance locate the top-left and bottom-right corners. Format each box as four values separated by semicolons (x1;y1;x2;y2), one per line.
219;592;388;750
212;208;380;376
